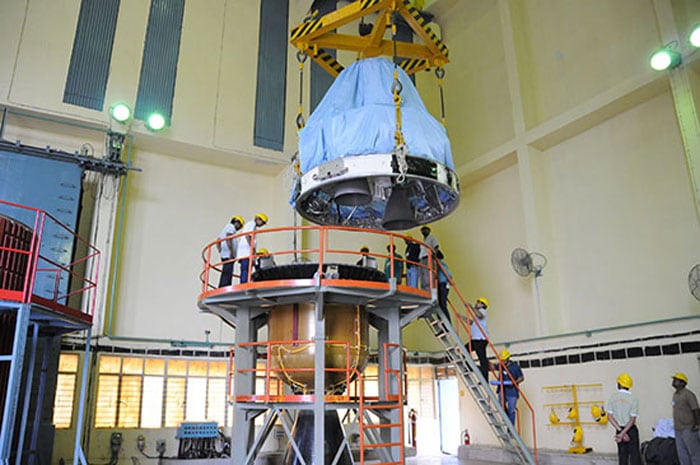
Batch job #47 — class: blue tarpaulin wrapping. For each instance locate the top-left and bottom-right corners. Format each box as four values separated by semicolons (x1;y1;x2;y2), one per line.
298;57;453;174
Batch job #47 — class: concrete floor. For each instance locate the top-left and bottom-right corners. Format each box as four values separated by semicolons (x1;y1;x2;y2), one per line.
408;455;501;465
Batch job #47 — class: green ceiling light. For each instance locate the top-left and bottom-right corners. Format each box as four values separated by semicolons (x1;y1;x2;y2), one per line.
110;103;132;123
649;46;682;71
690;24;700;48
146;112;166;131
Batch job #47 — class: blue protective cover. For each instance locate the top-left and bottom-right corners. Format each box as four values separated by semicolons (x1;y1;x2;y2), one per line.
298;57;453;174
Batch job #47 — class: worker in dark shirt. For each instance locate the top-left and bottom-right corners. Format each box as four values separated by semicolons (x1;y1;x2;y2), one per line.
404;234;420;287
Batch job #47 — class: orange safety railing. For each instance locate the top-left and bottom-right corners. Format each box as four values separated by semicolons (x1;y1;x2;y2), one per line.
436;259;538;462
0;199;100;319
226;340;407;406
229;338;361;403
358;343;405;465
199;225;435;296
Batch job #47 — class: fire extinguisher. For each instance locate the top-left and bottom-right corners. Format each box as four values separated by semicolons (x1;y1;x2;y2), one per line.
408;409;418;448
462;429;471;445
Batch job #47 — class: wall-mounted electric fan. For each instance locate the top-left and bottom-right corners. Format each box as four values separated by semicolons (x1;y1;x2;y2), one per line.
511;247;548;278
689;264;700;302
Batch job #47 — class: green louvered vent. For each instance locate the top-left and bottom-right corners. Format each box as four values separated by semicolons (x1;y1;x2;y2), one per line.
134;0;186;125
63;0;121;110
310;0;337;112
253;0;289;151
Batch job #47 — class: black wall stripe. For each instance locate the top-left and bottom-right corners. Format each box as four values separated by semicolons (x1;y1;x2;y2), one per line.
310;0;337;113
134;0;186;124
63;0;121;110
253;0;289;151
419;329;700;368
395;15;415;84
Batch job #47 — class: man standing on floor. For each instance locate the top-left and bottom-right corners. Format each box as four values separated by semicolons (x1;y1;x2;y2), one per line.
671;372;700;465
607;373;641;465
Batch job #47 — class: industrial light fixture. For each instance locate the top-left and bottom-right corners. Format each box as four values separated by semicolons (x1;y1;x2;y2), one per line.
690;24;700;48
106;130;126;162
145;112;166;131
109;103;131;123
649;43;682;71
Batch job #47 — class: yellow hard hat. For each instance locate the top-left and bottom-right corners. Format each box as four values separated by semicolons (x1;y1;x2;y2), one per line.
360;245;370;252
549;410;560;424
255;213;268;223
616;373;633;389
258;248;269;255
476;297;489;308
231;215;244;225
500;349;511;360
591;405;608;424
672;372;689;383
598;411;608;424
567;407;578;420
571;426;583;444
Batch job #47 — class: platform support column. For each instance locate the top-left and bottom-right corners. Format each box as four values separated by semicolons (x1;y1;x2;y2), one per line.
373;307;403;463
28;335;54;465
232;307;257;465
0;304;30;464
313;295;326;465
73;327;92;465
15;323;39;465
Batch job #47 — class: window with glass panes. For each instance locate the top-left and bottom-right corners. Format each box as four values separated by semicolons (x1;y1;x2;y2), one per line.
93;355;229;428
53;353;80;429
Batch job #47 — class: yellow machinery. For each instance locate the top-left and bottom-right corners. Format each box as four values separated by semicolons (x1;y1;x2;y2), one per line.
290;0;449;77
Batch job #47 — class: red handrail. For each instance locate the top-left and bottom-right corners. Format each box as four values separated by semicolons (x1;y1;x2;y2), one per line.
0;199;100;319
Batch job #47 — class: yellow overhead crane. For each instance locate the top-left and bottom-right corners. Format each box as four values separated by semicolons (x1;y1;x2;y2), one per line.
289;0;449;77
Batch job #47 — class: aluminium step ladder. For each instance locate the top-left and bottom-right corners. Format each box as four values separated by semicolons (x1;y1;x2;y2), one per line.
424;310;536;465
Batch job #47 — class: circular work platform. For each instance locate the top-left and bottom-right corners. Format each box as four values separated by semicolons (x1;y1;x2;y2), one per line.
198;263;434;322
251;263;387;283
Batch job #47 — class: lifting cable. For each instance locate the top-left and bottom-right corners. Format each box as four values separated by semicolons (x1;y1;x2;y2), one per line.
435;66;447;127
296;50;308;130
390;10;408;184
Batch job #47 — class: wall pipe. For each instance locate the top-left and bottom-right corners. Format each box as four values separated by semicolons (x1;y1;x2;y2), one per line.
499;314;699;347
105;135;133;337
99;335;234;348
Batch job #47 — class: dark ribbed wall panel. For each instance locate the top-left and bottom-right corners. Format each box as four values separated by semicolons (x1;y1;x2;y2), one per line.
63;0;121;110
134;0;186;124
253;0;289;151
396;17;415;84
310;0;336;112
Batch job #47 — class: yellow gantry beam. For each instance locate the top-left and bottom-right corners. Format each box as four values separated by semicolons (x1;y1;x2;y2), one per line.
290;0;449;77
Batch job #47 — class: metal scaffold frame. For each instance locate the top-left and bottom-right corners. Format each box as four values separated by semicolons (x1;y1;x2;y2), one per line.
0;200;99;465
198;225;537;464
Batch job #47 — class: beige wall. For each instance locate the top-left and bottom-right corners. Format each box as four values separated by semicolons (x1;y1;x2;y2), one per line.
1;0;699;460
458;319;699;453
419;0;700;454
